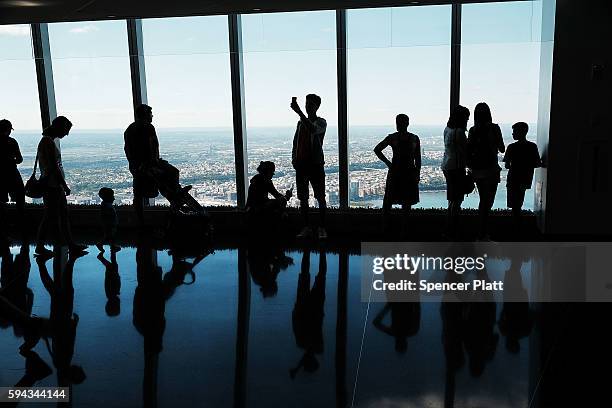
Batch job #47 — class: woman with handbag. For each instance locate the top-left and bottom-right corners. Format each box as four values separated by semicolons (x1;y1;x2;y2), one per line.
467;103;505;240
34;116;87;256
441;106;471;239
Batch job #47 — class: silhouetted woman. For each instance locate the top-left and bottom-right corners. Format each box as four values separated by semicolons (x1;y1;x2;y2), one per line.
374;114;421;230
442;106;470;239
35;117;86;255
467;103;505;239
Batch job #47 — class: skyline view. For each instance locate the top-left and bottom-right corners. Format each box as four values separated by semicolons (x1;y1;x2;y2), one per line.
12;123;536;210
1;1;542;211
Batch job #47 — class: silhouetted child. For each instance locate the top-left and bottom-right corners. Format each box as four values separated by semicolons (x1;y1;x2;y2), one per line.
503;122;541;229
97;252;121;317
96;187;120;253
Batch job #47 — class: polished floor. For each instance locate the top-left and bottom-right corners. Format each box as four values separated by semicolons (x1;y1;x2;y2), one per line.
0;243;601;407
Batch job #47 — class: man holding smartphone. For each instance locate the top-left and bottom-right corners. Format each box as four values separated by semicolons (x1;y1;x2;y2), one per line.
291;94;327;239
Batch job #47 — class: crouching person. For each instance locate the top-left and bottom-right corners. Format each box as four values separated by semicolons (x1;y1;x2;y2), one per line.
245;161;292;236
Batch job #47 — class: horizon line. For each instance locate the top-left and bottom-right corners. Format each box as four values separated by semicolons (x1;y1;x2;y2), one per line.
11;122;537;132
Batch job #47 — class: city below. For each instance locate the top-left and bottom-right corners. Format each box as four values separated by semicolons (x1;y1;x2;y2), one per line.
12;125;535;211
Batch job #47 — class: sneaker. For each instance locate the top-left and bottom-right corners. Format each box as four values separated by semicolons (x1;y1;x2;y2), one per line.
296;227;312;239
317;227;328;240
34;246;53;257
96;242;105;253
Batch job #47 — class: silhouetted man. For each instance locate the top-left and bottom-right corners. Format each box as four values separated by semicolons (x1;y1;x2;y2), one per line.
124;104;160;226
291;94;327;239
0;119;25;240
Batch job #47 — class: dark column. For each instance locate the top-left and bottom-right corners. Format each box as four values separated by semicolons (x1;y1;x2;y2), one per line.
127;19;148;115
336;10;349;209
228;14;249;208
31;23;57;129
449;3;462;112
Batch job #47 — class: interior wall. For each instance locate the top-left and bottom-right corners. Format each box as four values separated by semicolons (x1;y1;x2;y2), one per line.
537;0;612;234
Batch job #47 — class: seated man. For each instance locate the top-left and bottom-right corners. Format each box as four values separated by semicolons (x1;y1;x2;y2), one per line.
124;104;160;225
124;105;192;222
245;161;292;228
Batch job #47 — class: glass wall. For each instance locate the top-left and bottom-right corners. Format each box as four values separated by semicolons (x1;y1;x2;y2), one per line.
0;25;41;201
242;11;339;207
143;16;236;206
347;5;452;208
460;0;542;210
48;21;133;204
7;2;544;210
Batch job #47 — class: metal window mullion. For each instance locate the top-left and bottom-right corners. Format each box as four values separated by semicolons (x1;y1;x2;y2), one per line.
336;9;349;210
450;3;462;111
228;14;249;208
127;19;148;116
127;18;154;207
31;23;57;129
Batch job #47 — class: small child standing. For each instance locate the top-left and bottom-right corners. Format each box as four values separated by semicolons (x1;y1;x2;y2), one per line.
503;122;541;229
96;187;120;253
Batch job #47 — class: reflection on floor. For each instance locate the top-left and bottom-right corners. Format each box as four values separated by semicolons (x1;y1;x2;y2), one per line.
0;242;598;407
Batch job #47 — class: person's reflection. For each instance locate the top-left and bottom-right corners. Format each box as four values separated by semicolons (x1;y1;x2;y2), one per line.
247;247;293;298
32;247;87;388
373;263;420;354
462;265;499;378
290;250;326;378
162;251;207;300
97;251;121;317
498;255;533;353
1;242;34;338
133;241;209;407
133;241;165;408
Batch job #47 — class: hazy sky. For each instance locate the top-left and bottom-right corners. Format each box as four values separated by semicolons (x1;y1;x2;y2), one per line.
0;1;542;131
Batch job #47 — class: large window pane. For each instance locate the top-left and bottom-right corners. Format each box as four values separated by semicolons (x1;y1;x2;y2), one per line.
49;21;133;204
460;1;542;210
348;5;452;208
143;16;235;206
242;11;339;207
0;25;41;202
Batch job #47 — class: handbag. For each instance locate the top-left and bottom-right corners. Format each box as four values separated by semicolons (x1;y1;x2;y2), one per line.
453;129;475;196
462;171;475;195
24;153;47;199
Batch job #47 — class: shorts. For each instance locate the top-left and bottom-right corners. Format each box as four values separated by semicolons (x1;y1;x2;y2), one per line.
507;185;527;209
295;165;326;202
